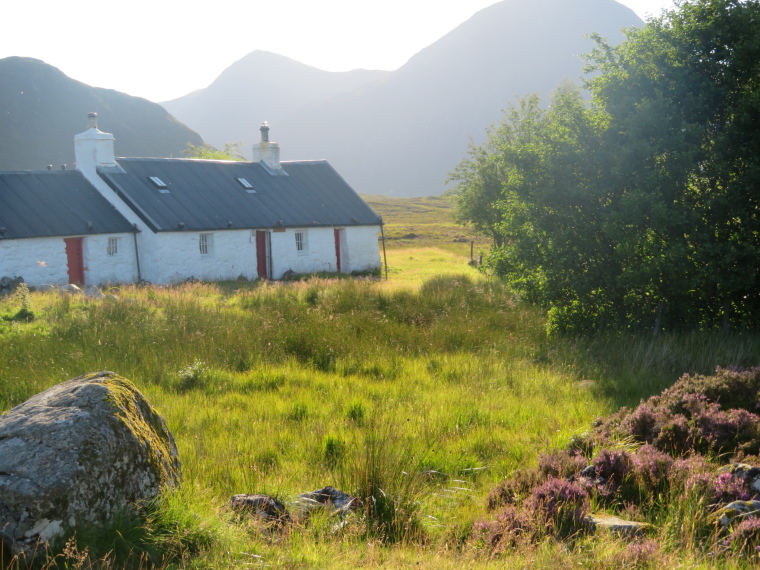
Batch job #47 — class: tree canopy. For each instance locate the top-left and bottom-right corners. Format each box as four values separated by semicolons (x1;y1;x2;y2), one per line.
182;142;245;161
448;0;760;334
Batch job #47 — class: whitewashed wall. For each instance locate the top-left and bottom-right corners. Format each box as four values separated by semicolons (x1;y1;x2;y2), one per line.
150;230;258;283
270;225;381;278
0;233;138;286
0;237;68;285
345;226;382;273
84;233;139;285
271;227;338;277
144;225;381;283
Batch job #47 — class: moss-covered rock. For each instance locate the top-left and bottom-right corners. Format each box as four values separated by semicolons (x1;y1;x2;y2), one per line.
0;371;180;560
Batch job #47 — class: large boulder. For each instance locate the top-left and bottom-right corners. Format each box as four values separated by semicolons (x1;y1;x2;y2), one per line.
0;371;181;560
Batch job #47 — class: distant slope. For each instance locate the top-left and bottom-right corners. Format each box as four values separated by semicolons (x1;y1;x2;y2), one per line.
161;50;390;151
160;0;642;197
277;0;642;196
361;194;489;251
0;57;203;171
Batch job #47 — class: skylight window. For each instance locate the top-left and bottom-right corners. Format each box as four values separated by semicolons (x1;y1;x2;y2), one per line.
148;176;170;193
236;177;256;193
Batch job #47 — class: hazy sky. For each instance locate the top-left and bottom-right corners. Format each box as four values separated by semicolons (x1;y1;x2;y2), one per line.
2;0;674;102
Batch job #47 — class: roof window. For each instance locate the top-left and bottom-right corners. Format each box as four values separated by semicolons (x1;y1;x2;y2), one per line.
148;176;170;193
236;177;256;193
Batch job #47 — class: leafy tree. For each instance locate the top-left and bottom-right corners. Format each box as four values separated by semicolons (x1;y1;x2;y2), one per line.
452;0;760;334
182;141;245;161
587;0;760;331
446;95;546;247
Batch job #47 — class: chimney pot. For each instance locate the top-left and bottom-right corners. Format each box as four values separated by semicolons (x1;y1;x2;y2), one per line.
252;121;282;170
60;164;66;170
74;112;117;170
46;165;53;170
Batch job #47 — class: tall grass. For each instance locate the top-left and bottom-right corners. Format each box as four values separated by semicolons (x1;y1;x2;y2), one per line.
2;275;760;567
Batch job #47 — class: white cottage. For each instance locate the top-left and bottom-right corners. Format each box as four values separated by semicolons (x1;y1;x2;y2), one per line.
0;115;383;286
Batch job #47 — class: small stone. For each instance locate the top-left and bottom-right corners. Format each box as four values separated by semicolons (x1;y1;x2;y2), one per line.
295;486;362;517
58;284;81;295
228;494;290;523
84;286;104;299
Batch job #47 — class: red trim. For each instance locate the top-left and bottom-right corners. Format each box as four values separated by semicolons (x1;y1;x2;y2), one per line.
64;237;85;285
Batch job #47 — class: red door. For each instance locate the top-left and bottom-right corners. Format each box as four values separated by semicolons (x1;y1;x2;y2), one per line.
256;230;269;279
64;237;85;285
334;228;342;273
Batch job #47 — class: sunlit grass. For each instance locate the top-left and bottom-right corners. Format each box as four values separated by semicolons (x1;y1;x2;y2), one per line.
382;247;484;288
2;241;760;567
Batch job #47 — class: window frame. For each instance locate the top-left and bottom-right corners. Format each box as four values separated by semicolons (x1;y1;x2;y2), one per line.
199;233;214;258
295;230;308;254
107;237;119;256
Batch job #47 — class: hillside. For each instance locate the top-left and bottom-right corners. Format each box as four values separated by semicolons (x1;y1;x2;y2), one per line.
161;51;389;154
162;0;642;196
362;193;490;254
0;57;203;170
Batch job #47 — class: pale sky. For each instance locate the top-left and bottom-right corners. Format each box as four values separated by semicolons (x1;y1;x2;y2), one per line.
1;0;674;102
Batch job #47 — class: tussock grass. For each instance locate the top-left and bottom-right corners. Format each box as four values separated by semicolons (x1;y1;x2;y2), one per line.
2;268;760;567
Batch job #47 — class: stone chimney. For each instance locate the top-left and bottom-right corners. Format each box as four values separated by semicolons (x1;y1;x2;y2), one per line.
251;122;282;171
74;113;118;172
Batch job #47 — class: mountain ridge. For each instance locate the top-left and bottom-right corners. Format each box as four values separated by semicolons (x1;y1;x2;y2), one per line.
164;0;643;196
0;57;203;171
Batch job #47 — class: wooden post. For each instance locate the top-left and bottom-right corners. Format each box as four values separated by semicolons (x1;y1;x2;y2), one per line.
380;220;389;280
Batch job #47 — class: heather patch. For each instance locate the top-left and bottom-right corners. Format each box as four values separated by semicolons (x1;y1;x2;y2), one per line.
476;367;760;560
594;367;760;457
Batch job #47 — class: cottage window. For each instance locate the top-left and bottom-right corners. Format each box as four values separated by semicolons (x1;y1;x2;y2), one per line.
107;237;119;256
295;231;307;253
148;176;170;193
199;233;213;258
236;177;256;193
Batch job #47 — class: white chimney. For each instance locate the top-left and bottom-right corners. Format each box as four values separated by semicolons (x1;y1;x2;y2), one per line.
251;122;282;171
74;113;118;172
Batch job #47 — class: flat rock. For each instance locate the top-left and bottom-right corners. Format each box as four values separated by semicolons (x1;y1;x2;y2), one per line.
714;500;760;528
295;486;362;517
0;371;181;560
84;286;104;299
58;284;81;294
228;494;290;524
718;463;760;493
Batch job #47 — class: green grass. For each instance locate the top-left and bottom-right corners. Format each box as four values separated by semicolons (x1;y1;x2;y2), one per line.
363;194;491;256
2;195;760;567
2;275;760;568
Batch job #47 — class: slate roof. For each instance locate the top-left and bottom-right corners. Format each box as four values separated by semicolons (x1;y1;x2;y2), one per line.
0;170;135;240
99;158;382;233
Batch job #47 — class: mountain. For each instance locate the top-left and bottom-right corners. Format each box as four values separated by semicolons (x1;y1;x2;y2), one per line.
162;0;642;197
162;51;389;151
0;57;203;171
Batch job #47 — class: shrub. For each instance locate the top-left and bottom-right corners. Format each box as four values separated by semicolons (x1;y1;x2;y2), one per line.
525;477;590;538
537;449;589;479
592;448;632;486
631;444;673;489
593;368;760;458
724;517;760;557
176;360;209;391
471;506;533;552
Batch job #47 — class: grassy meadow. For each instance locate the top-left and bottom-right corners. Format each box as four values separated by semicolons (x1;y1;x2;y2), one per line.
1;196;760;568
